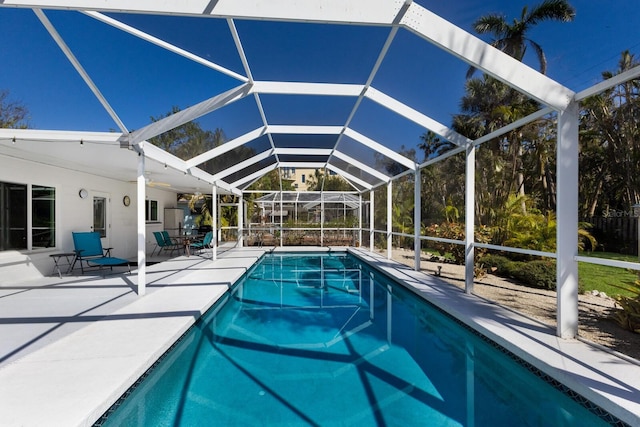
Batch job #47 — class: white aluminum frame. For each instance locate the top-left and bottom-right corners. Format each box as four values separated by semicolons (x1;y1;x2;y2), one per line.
1;0;637;343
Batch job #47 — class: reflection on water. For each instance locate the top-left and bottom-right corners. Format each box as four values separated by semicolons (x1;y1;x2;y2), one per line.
100;253;610;427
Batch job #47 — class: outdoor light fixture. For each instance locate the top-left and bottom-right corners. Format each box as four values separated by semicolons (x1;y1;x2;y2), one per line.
78;188;88;199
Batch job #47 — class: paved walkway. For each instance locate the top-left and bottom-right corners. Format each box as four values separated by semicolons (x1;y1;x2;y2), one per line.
0;246;638;426
0;246;267;426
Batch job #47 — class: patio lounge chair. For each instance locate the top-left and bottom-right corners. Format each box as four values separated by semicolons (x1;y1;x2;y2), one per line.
189;231;213;255
151;231;180;256
72;231;131;274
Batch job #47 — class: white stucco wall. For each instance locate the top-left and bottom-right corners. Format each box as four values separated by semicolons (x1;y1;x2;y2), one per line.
0;154;178;284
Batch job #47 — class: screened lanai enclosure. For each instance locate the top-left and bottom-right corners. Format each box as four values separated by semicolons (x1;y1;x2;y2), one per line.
1;0;640;343
239;191;364;247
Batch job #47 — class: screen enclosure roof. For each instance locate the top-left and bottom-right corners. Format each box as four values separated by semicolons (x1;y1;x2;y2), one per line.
0;0;602;195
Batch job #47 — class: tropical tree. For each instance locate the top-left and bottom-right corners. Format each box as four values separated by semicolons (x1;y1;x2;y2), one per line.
148;107;229;175
303;169;323;192
453;1;574;222
467;0;575;78
418;131;455;160
417;132;463;226
306;171;352;191
452;74;541;223
148;108;241;231
244;170;295;222
579;50;640;215
247;169;293;192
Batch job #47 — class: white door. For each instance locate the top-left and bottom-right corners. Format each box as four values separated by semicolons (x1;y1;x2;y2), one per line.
91;191;110;248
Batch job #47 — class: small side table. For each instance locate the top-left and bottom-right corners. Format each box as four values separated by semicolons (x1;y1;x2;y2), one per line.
49;252;76;278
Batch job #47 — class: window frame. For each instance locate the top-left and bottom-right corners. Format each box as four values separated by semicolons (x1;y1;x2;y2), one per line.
0;180;56;252
145;199;159;222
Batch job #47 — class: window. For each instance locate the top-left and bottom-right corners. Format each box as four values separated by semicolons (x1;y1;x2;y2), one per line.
145;199;158;222
0;181;55;251
32;185;56;248
301;174;306;183
93;196;107;238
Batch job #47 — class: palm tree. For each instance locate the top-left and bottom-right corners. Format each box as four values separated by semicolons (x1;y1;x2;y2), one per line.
467;0;575;78
580;50;640;214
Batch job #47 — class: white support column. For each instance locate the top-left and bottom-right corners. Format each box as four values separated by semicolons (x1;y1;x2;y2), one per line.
238;194;244;248
465;144;475;293
136;151;146;296
358;194;363;247
387;180;392;260
557;101;579;339
212;185;217;260
280;191;284;247
370;190;375;252
320;192;325;246
414;169;421;271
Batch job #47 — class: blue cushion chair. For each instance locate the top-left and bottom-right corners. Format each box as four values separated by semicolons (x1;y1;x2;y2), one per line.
151;231;180;256
189;231;213;255
72;231;131;274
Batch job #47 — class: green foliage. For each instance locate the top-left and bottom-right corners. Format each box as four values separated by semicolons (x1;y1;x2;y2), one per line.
484;252;638;297
247;170;294;192
0;90;29;128
282;217;357;229
503;211;557;252
612;277;640;333
490;195;597;253
148;107;230;175
481;254;513;272
580;51;640;214
482;254;558;290
424;222;492;265
443;202;459;223
283;219;320;228
186;193;211;227
469;0;575;77
510;260;557;291
578;252;639;298
375;145;416;176
148;108;262;186
306;173;352;191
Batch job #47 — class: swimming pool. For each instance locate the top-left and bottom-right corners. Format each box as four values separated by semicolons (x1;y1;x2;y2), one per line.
99;252;614;426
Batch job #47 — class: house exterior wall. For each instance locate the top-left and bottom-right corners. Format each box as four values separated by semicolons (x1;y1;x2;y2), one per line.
281;167;319;191
0;154;178;284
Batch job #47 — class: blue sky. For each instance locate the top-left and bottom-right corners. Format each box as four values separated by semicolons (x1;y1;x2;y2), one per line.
1;1;638;165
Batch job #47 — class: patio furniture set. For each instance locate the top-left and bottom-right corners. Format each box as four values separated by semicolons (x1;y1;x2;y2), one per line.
50;230;213;277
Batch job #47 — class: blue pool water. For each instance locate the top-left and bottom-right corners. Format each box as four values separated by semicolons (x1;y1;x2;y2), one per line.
100;253;613;426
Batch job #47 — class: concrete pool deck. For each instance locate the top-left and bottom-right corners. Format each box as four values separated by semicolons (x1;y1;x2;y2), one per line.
0;246;638;426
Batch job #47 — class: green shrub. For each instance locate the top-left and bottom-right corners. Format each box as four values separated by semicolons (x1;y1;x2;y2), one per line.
509;260;557;290
482;254;558;291
612;278;640;333
481;254;514;273
424;222;492;265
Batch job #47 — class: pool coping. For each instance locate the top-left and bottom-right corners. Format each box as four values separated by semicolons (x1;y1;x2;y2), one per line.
0;248;270;427
347;248;640;427
0;247;638;426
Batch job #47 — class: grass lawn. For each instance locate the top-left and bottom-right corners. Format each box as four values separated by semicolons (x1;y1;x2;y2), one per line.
578;251;639;298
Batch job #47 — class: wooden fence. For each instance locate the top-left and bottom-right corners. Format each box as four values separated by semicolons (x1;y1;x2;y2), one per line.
583;216;639;255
